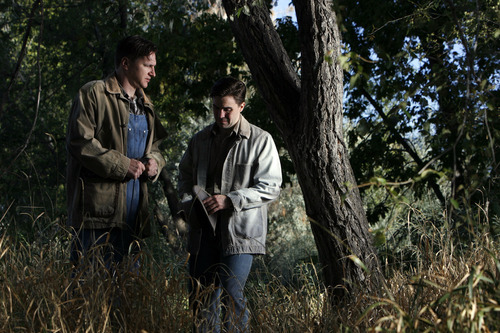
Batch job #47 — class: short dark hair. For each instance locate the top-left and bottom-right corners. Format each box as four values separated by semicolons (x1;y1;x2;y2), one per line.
115;35;158;69
210;77;246;105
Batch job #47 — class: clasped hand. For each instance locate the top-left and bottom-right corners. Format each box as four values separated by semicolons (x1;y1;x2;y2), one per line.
127;158;158;179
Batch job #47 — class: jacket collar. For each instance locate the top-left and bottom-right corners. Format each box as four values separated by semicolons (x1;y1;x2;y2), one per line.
209;115;251;139
239;115;251;138
104;73;153;106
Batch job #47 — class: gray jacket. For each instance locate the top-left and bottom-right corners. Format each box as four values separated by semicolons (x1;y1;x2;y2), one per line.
178;116;282;255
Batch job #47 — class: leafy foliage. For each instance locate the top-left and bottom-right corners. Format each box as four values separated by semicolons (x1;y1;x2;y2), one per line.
335;0;499;226
0;0;244;240
0;0;499;331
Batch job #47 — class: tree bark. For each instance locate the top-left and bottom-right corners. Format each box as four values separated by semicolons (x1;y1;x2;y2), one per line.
222;0;385;299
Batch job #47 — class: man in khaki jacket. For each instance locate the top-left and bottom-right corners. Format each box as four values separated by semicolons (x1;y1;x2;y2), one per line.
66;35;167;267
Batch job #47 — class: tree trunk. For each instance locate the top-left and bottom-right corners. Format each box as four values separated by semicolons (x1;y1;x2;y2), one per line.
222;0;385;299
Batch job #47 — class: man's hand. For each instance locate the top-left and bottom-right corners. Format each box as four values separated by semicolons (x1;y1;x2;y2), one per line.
144;158;159;178
127;159;146;179
203;195;233;215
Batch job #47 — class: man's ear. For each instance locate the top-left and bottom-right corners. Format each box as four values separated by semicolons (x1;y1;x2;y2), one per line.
120;57;129;71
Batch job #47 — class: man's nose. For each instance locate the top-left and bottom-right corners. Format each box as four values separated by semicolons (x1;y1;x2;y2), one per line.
216;109;225;118
150;67;156;77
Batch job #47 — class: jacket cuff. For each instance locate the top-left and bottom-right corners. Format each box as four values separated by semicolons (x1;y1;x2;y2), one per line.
226;192;242;212
115;155;131;180
145;154;165;182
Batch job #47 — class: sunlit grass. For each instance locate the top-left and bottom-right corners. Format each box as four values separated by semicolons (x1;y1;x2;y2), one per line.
0;203;499;332
0;230;192;332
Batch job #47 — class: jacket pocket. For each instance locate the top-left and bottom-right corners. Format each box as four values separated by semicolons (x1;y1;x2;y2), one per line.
232;209;264;239
232;163;253;190
81;177;119;217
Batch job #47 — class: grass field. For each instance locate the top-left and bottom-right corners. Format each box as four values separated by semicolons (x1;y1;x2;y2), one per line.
0;200;499;332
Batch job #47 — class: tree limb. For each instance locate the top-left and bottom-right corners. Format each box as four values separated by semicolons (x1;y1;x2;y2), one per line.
157;168;188;242
1;1;44;179
1;0;42;118
221;0;300;137
360;87;446;205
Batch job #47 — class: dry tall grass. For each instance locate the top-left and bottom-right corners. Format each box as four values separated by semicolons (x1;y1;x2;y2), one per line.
0;231;191;332
0;210;498;332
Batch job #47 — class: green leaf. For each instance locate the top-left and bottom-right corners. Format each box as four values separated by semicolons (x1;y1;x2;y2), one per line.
348;255;370;274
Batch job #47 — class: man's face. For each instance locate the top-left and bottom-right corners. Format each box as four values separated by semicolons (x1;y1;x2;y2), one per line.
123;52;156;90
212;95;245;129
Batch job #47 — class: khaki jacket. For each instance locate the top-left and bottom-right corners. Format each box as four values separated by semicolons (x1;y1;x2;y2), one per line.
66;74;167;236
178;116;282;255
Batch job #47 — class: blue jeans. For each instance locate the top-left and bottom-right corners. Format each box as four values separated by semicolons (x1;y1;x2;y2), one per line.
189;228;253;332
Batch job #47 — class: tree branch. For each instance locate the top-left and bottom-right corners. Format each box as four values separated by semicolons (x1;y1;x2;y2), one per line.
360;87;446;205
221;0;300;136
1;1;44;180
157;168;188;242
0;0;42;118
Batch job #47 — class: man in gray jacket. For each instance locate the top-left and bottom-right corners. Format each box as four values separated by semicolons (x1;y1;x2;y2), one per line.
178;77;282;332
67;35;167;268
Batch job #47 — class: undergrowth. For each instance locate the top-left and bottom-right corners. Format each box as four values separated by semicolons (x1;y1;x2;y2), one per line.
0;197;499;332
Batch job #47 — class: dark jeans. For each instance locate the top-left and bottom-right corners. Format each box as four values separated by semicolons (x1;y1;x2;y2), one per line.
189;228;253;333
70;227;141;272
69;228;142;315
